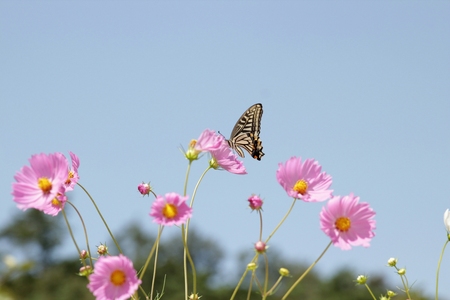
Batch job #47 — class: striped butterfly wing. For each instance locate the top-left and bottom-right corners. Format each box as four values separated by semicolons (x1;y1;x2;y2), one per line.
227;103;265;160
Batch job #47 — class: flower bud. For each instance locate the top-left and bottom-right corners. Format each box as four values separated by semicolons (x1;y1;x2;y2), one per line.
254;241;267;253
185;140;200;161
397;268;406;275
80;250;89;259
444;209;450;232
387;257;397;267
248;195;263;211
387;290;397;297
279;268;290;277
355;275;367;284
138;182;152;196
97;244;108;255
247;262;257;270
79;265;92;276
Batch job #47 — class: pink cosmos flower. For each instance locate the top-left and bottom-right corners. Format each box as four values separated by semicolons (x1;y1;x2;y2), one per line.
320;193;376;250
41;188;67;216
194;129;224;152
64;151;80;191
193;129;247;175
210;140;247;174
248;195;263;211
150;193;192;226
87;254;141;300
276;157;332;202
12;153;68;213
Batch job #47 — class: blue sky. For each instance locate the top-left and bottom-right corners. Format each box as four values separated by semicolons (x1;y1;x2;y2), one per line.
1;1;449;298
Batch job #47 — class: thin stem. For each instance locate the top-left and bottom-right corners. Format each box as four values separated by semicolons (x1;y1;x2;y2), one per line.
65;201;93;267
149;225;163;300
246;272;253;300
435;239;448;300
77;182;123;254
281;241;332;299
258;210;263;241
265;276;283;297
183;165;211;299
262;253;269;300
183;161;192;197
364;284;377;300
231;267;250;300
265;198;297;244
139;226;162;282
182;226;197;296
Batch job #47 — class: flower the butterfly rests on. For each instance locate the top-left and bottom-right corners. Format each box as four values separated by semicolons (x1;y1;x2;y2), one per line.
226;103;265;161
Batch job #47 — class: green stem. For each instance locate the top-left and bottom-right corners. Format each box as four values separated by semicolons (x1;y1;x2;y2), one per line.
364;283;377;300
281;241;332;299
182;226;197;297
231;267;250;300
139;226;161;282
435;239;448;300
183;161;192;197
183;165;211;299
265;198;296;244
261;253;269;300
149;225;163;300
64;202;93;267
77;183;122;254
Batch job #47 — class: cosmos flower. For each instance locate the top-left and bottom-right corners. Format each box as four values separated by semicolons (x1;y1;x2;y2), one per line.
12;152;68;213
276;156;332;202
320;193;376;250
64;151;80;191
87;254;141;300
150;193;192;226
194;129;224;152
193;129;246;174
209;140;247;174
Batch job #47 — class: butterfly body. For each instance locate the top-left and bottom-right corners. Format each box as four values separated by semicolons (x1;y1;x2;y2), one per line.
227;103;265;161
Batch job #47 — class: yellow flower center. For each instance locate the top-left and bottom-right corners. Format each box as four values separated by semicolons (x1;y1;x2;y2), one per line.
292;179;308;195
189;139;197;148
110;270;126;286
335;217;351;232
51;197;61;206
163;203;178;219
65;171;74;184
38;177;52;194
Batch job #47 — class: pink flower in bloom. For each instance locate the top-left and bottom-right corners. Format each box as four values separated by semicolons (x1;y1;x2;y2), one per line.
41;188;67;216
193;129;246;174
210;140;247;175
276;157;332;202
137;182;151;196
87;254;141;300
150;193;192;226
64;151;80;191
248;195;263;210
12;153;68;213
320;193;376;250
194;129;224;152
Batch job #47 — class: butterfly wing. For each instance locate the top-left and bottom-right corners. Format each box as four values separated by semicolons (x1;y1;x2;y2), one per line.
227;103;265;160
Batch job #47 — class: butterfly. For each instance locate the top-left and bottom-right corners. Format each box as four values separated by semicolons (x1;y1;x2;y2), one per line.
226;103;265;161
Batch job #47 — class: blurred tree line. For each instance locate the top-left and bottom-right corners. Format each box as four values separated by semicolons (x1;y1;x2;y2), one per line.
0;210;431;300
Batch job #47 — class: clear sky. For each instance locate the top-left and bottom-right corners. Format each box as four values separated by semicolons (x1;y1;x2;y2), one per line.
1;1;449;298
